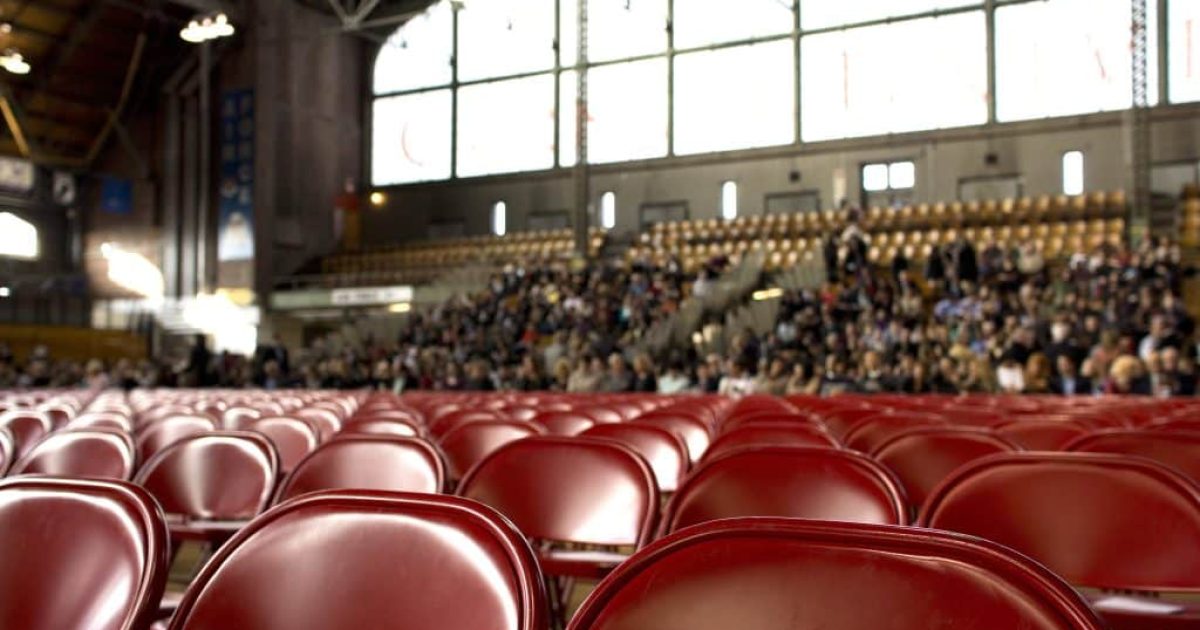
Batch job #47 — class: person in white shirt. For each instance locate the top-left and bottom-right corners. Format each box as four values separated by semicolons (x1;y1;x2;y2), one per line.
718;358;756;397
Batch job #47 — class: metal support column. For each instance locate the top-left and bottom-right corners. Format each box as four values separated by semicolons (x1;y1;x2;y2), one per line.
198;41;212;294
985;0;997;124
571;0;590;257
1128;0;1152;243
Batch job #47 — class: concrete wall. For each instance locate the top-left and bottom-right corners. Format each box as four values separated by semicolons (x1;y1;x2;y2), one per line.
362;106;1200;244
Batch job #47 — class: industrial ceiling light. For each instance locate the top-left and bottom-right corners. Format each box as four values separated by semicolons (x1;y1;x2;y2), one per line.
180;12;235;44
0;50;29;75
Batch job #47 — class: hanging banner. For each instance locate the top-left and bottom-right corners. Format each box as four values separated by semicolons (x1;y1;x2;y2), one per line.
218;89;254;263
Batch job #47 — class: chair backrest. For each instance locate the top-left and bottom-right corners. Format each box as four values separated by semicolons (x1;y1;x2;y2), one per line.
1066;429;1200;482
11;428;136;480
633;414;712;463
135;432;279;521
276;435;445;503
567;518;1105;630
996;419;1090;451
0;427;12;475
842;412;946;453
581;423;690;493
0;410;52;458
294;407;342;440
252;416;321;475
459;436;659;547
662;446;907;535
920;453;1200;592
430;410;504;438
168;491;547;630
439;419;544;480
135;415;217;464
704;423;838;461
338;418;422;438
872;427;1020;510
535;412;595;437
812;406;887;439
71;411;134;432
222;406;262;430
718;411;824;434
0;477;170;630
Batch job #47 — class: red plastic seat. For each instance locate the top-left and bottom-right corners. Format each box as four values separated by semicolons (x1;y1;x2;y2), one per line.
430;410;504;438
276;435;444;503
704;423;838;461
662;446;907;535
338;418;421;438
0;477;170;630
439;419;544;480
221;406;261;430
633;414;711;463
535;412;595;437
996;419;1090;451
71;411;135;432
167;491;546;630
10;428;136;480
816;406;891;440
0;410;52;458
1066;430;1200;482
920;453;1200;630
135;432;279;543
567;518;1105;630
872;427;1019;512
577;407;623;424
459;436;658;580
294;407;341;440
135;415;217;464
251;416;320;475
842;412;947;453
0;427;13;475
1148;418;1200;433
581;423;690;493
718;410;825;434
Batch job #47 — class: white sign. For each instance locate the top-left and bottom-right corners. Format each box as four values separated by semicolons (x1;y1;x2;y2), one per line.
0;157;34;193
330;285;414;306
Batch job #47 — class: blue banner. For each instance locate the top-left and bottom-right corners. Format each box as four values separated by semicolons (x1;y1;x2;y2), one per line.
217;89;254;262
100;176;132;214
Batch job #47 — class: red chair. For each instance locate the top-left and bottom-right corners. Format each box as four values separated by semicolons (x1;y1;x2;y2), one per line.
704;423;838;461
70;411;134;432
135;415;217;464
276;435;445;503
535;412;595;437
842;412;946;453
816;406;890;440
294;407;341;440
439;419;544;481
872;427;1020;512
338;418;421;438
430;409;504;438
633;414;711;463
996;419;1090;451
10;428;136;480
718;410;824;434
0;427;13;475
0;477;170;630
251;416;320;475
0;410;52;458
221;406;261;430
459;436;659;580
920;453;1200;630
581;423;690;493
1066;430;1200;482
662;446;907;535
567;518;1105;630
577;407;623;424
135;432;279;544
167;491;547;630
1148;418;1200;433
36;402;75;429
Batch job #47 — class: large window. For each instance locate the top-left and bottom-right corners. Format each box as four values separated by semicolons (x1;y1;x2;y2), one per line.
456;0;555;82
457;75;556;177
673;0;793;48
997;0;1159;121
801;13;987;141
674;41;795;155
560;59;669;165
372;90;452;185
560;0;667;65
1169;0;1200;103
800;0;977;30
0;212;37;259
372;2;452;94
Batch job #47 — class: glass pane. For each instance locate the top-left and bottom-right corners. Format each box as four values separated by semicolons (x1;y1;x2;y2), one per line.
493;201;507;235
371;90;453;185
457;0;555;81
862;164;889;191
600;191;616;228
674;0;793;48
1063;151;1084;195
721;181;738;220
889;161;916;189
373;1;453;94
0;212;37;259
801;12;987;141
674;41;795;156
560;59;669;165
457;75;556;177
801;0;976;30
1169;0;1200;103
997;0;1159;121
561;0;667;66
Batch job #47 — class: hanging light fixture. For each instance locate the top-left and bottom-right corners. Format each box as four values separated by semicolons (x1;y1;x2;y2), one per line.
0;49;29;75
180;12;236;44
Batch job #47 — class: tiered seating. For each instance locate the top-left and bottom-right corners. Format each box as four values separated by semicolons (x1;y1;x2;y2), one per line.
1;389;1199;628
631;190;1127;272
318;227;607;287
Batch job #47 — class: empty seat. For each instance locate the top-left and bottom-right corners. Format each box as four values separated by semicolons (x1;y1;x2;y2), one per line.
295;408;342;439
534;412;595;436
338;418;421;438
569;518;1103;630
1066;429;1200;482
871;427;1020;512
581;423;690;493
996;419;1090;450
252;416;320;475
221;406;262;430
168;491;546;630
704;423;838;461
71;411;134;432
10;428;136;481
661;446;907;535
135;432;279;543
842;412;947;453
276;435;445;503
0;410;52;459
439;419;544;481
633;414;712;463
921;452;1200;629
459;436;658;580
135;415;217;464
0;427;13;475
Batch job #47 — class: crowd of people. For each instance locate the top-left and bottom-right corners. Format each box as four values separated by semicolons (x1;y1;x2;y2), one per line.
1;219;1197;398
